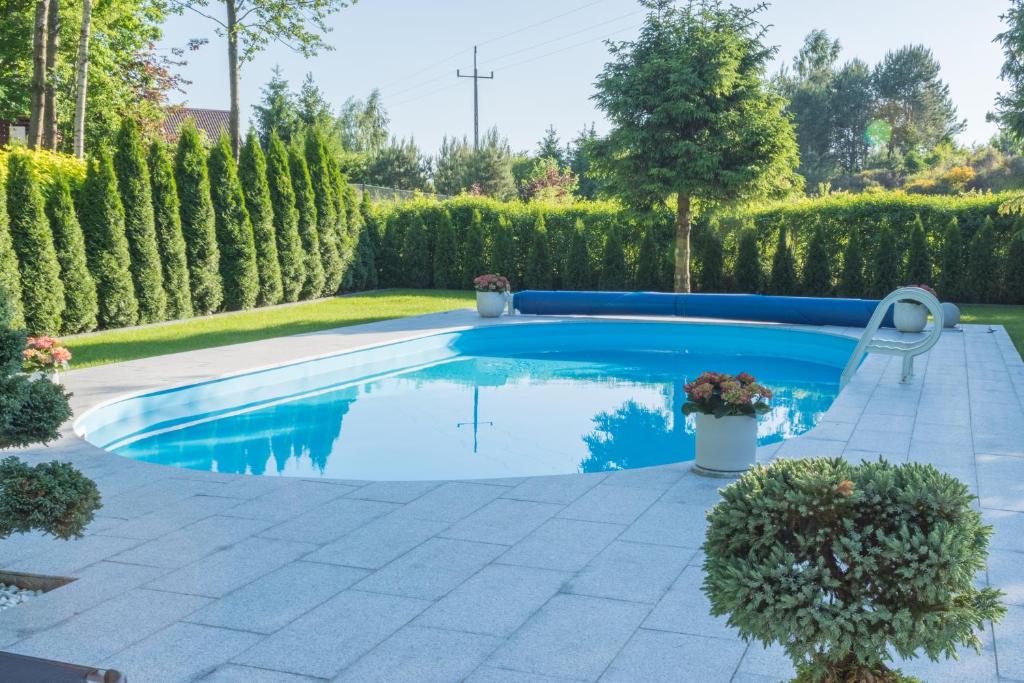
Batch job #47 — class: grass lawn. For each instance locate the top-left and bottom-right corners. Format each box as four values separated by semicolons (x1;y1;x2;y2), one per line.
959;303;1024;356
66;289;474;369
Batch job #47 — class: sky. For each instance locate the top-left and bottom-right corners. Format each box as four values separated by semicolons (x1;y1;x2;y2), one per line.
159;0;1011;156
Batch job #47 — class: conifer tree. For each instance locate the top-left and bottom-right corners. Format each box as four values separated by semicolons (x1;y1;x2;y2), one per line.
0;172;25;329
208;133;259;310
565;219;593;290
801;223;831;296
938;217;965;301
79;151;139;328
401;212;432;288
599;225;628;290
47;174;98;334
432;209;460;289
905;215;931;285
340;184;363;291
239;130;284;306
491;215;516;285
1006;220;1024;305
330;159;352;289
734;229;762;293
839;228;866;298
769;226;797;295
305;129;343;293
525;213;553;289
462;209;488;287
288;142;324;299
699;232;724;292
148;141;193;320
266;131;305;301
377;213;404;289
357;191;378;290
872;222;901;298
174;121;223;315
114;119;166;323
966;216;997;303
6;154;63;334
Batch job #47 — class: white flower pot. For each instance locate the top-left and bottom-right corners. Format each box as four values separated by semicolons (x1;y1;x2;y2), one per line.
693;412;758;477
476;291;507;318
894;301;928;333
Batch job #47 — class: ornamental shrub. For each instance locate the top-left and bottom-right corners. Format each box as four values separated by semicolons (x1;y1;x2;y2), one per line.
79;151;138;328
635;224;660;291
400;212;432;288
0;171;25;329
208;133;259;310
801;223;831;296
734;229;762;293
769;226;797;295
872;222;901;298
525;213;553;289
148;141;193;320
47;174;98;334
266;131;305;302
288;141;324;299
114;118;166;323
938;218;965;302
967;217;997;303
905;215;931;286
703;457;1005;683
431;208;459;289
698;232;724;292
6;152;64;334
839;228;866;298
1006;220;1024;304
0;328;72;449
0;456;101;540
239;130;284;306
305;129;343;294
565;219;593;290
463;209;488;287
599;224;628;290
174;120;223;315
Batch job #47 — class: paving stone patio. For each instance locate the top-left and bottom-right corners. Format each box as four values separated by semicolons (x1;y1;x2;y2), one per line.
1;309;1023;682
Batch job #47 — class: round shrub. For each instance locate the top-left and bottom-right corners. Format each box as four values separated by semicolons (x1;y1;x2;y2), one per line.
208;133;259;311
0;457;100;540
288;141;324;299
47;173;98;334
148;141;193;320
703;457;1005;683
174;120;223;315
239;130;284;307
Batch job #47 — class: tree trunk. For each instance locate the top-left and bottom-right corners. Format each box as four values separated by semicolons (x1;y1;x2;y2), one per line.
674;193;692;293
72;0;92;159
42;0;60;150
226;0;240;159
28;0;50;149
72;0;92;158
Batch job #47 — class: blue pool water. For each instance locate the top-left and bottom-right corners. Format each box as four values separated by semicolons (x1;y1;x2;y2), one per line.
76;322;855;480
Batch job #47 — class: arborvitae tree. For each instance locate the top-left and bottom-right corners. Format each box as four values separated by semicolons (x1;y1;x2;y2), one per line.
79;151;139;328
491;215;516;285
239;130;284;306
599;225;628;290
462;209;488;287
905;214;931;285
266;131;305;302
147;141;193;320
47;174;98;334
174;121;223;315
0;173;25;329
699;232;725;292
357;191;378;290
938;217;965;302
340;184;364;291
378;213;404;288
208;133;260;311
330;159;353;289
304;129;343;294
525;213;553;289
839;228;866;298
288;142;324;299
966;216;997;303
401;212;432;288
801;223;831;296
565;219;593;290
114;119;166;323
431;209;460;289
734;229;762;293
6;154;64;334
871;222;901;298
1006;222;1024;305
769;226;797;295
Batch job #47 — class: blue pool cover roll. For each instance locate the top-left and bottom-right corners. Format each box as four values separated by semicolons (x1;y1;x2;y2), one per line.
512;290;896;328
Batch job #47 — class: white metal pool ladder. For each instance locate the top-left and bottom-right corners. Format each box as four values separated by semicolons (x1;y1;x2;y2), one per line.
839;287;945;389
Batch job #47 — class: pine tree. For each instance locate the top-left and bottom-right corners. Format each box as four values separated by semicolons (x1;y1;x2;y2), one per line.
966;216;997;303
462;209;488;287
769;226;797;295
304;129;343;294
114;118;166;323
47;174;98;333
1006;221;1024;305
6;153;64;334
491;215;516;285
839;228;866;298
599;225;628;290
174;121;223;315
525;213;553;289
239;130;284;306
905;214;931;286
872;222;901;298
79;151;139;328
565;219;593;290
432;209;459;289
699;232;725;292
0;172;25;329
401;212;432;288
148;141;193;320
734;229;762;293
938;217;965;302
801;223;831;296
288;141;324;299
208;133;259;310
266;131;305;302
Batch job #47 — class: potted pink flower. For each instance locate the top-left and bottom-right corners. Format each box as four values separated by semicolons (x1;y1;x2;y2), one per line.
895;284;938;333
683;371;772;476
473;274;511;318
22;336;72;384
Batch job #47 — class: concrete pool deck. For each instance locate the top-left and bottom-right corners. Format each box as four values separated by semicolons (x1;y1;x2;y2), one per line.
1;309;1022;682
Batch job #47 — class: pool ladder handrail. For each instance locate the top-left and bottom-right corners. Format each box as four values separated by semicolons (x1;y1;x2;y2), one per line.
839;287;944;389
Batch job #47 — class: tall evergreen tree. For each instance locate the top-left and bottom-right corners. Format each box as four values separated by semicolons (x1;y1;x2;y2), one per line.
305;129;342;294
79;151;139;328
357;191;378;290
769;227;797;295
377;213;404;288
839;228;866;298
330;159;353;288
0;173;25;329
462;209;487;287
491;215;516;284
174;121;223;315
872;222;901;298
432;209;459;289
6;154;63;334
801;223;832;296
699;232;725;292
265;131;305;301
340;185;365;291
599;225;628;290
47;174;98;333
288;141;324;299
938;217;965;302
148;141;193;319
905;215;931;285
239;130;284;306
401;212;432;288
525;213;553;290
734;229;762;293
565;219;593;290
208;133;259;310
1006;219;1024;305
114;118;166;323
635;225;661;291
966;217;997;303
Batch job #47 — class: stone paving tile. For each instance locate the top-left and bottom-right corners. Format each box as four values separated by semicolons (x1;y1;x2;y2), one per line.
259;498;399;545
805;419;858;442
977;454;1024;512
618;501;709;548
333;626;502;683
98;477;239;519
222;480;358;522
343;479;442;503
557;483;662;525
393;482;508;523
414;564;569;637
984;509;1024;552
102;622;261;683
501;473;607;505
354;537;506;600
441;498;562;546
895;630;1000;683
736;642;796;679
188;560;366;634
496;518;625;573
486;593;651;681
601;466;685;491
304;513;448;569
775;437;849;459
985;550;1024;606
599;628;745;683
996;605;1024;681
643;565;735;640
99;494;242;540
233;590;431;679
198;664;322;682
658;474;727;506
846;428;912;456
565;540;693;604
3;533;144;575
110;515;273;569
466;667;579;682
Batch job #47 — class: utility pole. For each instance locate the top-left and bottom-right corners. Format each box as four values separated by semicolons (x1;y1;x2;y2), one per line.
457;46;493;151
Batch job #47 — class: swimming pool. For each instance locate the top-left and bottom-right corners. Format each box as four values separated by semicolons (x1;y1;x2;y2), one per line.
75;321;856;481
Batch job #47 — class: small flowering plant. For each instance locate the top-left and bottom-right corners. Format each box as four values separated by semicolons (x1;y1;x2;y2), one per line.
22;336;72;374
682;371;772;418
473;274;511;293
900;284;938;301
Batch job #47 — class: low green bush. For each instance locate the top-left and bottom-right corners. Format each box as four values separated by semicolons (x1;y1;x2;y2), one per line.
0;457;100;540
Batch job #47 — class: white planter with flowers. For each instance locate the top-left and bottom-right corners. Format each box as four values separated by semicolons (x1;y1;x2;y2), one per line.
22;336;71;385
683;371;772;477
474;274;511;318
